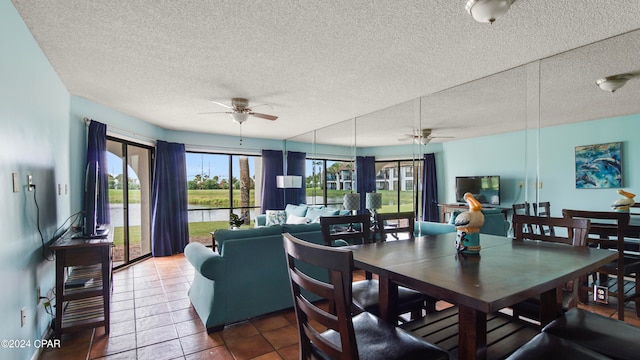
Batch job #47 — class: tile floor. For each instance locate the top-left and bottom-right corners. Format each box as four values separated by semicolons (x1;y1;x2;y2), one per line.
39;253;640;360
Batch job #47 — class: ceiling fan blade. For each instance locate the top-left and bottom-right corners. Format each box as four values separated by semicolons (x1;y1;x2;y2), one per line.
211;101;233;109
198;111;232;115
250;112;278;121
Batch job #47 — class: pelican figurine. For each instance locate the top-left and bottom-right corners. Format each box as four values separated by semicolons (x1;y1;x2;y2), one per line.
455;192;485;254
455;192;485;231
612;189;636;212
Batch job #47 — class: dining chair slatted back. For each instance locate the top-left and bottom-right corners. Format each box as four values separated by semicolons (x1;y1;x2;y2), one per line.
283;232;358;359
533;201;555;236
510;214;591;322
512;203;533;233
562;209;639;320
283;233;450;360
512;214;589;246
320;214;371;247
375;212;415;241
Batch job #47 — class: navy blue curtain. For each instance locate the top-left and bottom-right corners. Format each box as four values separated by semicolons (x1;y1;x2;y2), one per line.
151;141;189;256
286;151;306;205
421;153;439;222
356;156;376;214
261;150;284;212
86;120;110;225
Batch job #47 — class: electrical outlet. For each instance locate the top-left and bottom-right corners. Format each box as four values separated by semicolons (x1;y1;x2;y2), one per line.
58;184;62;195
27;175;33;191
65;184;68;195
36;287;41;305
20;307;26;327
594;285;608;304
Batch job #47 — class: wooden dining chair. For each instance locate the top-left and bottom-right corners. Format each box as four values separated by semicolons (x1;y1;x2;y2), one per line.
320;214;372;247
282;233;450;360
562;209;640;321
319;215;431;321
512;203;533;233
375;212;415;241
532;201;555;236
510;214;591;322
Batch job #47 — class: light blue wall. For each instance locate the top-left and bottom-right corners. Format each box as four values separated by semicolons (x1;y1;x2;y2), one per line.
1;2;71;359
442;114;640;217
442;131;528;207
537;114;640;216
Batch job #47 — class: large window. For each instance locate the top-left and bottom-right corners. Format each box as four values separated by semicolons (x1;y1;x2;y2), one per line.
375;160;420;213
305;158;354;207
185;152;261;245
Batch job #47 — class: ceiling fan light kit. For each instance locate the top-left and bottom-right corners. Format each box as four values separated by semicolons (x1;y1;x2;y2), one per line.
466;0;515;24
595;74;633;93
231;112;249;124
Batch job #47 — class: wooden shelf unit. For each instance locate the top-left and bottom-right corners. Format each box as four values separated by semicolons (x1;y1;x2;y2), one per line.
50;232;113;338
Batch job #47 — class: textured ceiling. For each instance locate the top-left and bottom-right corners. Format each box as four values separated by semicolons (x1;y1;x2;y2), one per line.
11;1;640;147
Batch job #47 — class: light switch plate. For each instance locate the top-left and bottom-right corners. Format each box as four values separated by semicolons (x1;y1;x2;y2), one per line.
13;173;19;192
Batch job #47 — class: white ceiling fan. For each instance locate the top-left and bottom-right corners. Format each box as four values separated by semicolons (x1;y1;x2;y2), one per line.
399;128;454;145
199;97;278;124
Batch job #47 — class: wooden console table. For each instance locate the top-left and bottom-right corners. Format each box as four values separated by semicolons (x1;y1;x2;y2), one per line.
50;231;113;338
438;203;510;223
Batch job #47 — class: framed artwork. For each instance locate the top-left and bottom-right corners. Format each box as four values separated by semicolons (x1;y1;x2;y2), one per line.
575;142;622;189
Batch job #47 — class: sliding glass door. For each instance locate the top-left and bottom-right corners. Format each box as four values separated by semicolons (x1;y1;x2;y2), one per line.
107;137;153;267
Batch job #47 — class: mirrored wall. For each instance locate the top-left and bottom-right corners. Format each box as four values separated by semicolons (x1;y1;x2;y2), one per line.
286;28;640;220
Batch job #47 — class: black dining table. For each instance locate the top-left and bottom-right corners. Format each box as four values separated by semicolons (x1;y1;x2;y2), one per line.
344;232;618;360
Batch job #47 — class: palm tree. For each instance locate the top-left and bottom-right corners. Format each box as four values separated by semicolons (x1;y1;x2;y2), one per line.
239;156;251;222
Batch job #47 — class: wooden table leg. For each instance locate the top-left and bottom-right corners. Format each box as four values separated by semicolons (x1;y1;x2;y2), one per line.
539;287;561;327
458;305;486;360
378;275;398;323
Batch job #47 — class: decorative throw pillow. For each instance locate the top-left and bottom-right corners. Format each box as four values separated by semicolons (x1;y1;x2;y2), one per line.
265;210;287;226
286;214;309;225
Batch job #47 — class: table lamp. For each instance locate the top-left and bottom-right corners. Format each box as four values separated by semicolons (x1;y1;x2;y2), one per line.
366;192;382;231
343;193;361;232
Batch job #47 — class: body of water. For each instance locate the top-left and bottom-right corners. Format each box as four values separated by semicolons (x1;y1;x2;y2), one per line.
109;204;259;226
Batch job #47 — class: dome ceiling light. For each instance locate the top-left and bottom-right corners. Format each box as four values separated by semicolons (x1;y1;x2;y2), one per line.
466;0;515;24
596;74;633;93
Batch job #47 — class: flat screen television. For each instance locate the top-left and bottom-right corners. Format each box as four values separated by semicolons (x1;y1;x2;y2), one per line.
455;175;500;205
82;161;99;237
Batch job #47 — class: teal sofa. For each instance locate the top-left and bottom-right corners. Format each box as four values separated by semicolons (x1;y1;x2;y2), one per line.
448;208;510;236
184;223;327;332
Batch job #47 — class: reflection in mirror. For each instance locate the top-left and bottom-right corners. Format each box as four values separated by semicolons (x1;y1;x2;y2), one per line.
356;100;421;216
287;119;355;207
536;29;640;214
426;65;528;213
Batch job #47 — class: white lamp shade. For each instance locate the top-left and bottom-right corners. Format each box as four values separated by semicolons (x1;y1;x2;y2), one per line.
343;193;361;211
466;0;514;24
365;192;382;210
276;175;302;188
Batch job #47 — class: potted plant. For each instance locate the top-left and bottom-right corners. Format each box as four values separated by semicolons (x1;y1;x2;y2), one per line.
229;213;245;229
